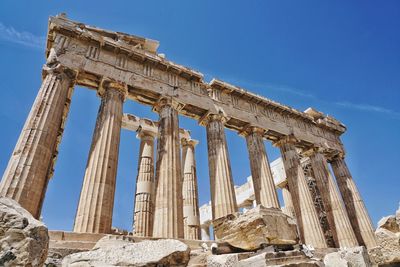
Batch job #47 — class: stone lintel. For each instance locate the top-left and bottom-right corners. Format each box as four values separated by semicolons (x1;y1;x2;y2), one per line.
46;15;347;155
121;113;192;141
238;125;266;138
181;138;199;148
98;79;128;99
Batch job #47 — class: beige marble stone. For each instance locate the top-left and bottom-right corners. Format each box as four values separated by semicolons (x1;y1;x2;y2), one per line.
181;138;201;240
330;156;377;248
213;206;298;251
243;127;280;209
308;150;358;248
204;114;238;220
133;130;156;237
0;197;49;267
275;136;327;248
0;62;75;219
0;16;377;256
152;98;184;239
73;82;125;234
281;184;296;218
62;238;191;266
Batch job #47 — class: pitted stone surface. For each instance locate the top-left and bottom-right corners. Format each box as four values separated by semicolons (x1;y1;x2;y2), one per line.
324;246;371;267
368;206;400;266
213;205;298;251
0;197;49;267
62;238;190;266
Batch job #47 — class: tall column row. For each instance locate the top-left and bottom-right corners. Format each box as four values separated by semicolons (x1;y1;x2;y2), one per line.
276;136;328;248
330;156;377;248
133;130;156;237
204;114;238;219
0;64;375;248
152;98;184;238
307;149;358;248
181;139;201;240
0;61;76;218
243;127;280;209
74;82;126;233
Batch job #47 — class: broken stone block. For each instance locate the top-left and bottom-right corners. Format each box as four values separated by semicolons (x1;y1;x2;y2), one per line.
213;205;299;251
0;197;49;267
369;205;400;266
62;238;190;266
324;246;371;267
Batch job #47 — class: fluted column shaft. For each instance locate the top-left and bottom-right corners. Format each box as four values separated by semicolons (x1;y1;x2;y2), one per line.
309;151;358;248
182;139;201;240
330;156;377;248
133;131;155;237
245;128;280;208
205;115;238;219
73;83;125;234
281;184;296;218
277;137;327;248
201;224;210;241
0;65;74;218
152;99;184;238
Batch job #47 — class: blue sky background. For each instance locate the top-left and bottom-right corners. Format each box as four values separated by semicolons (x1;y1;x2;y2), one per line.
0;1;399;232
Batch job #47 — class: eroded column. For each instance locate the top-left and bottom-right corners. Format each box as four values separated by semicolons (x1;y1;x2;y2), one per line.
152;98;184;238
275;136;327;248
181;138;201;240
244;127;280;208
201;224;210;240
133;130;156;237
308;149;358;248
204;115;238;219
330;155;377;248
73;81;125;234
281;183;296;218
0;59;75;218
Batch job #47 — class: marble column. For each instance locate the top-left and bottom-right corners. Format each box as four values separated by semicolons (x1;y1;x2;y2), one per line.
0;62;75;218
152;98;184;238
244;127;280;208
204;115;238;219
133;130;156;237
73;82;125;234
201;224;210;240
308;150;358;248
275;136;327;248
181;138;201;240
281;184;296;218
330;155;377;248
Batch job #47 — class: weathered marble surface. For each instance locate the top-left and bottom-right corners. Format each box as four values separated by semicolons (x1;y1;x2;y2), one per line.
368;206;400;266
62;237;190;266
324;246;371;267
213;205;298;251
0;197;49;267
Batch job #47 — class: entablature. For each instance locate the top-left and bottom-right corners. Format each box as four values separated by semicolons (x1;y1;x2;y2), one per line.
46;14;346;155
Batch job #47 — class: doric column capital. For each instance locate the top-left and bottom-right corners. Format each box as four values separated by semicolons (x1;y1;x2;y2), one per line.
98;79;128;100
136;128;157;141
302;145;325;158
272;134;299;147
327;151;345;163
198;112;228;126
239;125;266;137
181;138;199;148
152;97;184;113
42;48;78;81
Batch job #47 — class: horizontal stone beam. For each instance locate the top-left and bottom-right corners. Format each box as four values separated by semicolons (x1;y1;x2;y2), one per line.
46;14;346;156
121;113;191;140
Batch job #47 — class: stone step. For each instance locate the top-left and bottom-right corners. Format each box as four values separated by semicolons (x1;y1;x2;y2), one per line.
50;240;96;250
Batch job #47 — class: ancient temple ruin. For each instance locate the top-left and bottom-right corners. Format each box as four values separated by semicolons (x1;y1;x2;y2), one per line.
0;14;377;251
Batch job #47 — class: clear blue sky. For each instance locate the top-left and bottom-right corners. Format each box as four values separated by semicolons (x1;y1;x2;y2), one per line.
0;1;399;232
